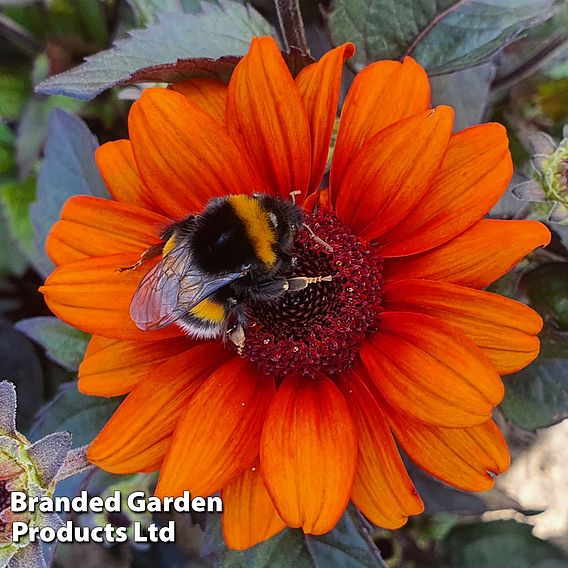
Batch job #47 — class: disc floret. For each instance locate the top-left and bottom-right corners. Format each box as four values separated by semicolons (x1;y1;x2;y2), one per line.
242;210;383;378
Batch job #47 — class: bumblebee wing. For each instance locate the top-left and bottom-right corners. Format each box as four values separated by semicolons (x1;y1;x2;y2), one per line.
178;270;244;310
130;247;244;331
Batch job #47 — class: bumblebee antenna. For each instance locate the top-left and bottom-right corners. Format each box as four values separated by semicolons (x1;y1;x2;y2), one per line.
288;190;333;252
289;190;301;205
303;223;333;253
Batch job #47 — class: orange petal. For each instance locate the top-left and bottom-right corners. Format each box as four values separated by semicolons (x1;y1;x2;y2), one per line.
376;123;513;256
336;107;453;241
41;253;181;341
222;462;286;550
385;219;551;288
337;368;423;529
95;140;159;212
129;88;255;219
360;312;504;428
170;77;227;123
155;358;274;498
330;57;430;198
383;279;543;375
79;334;194;397
296;43;355;193
302;187;330;213
226;36;311;201
88;343;228;473
46;195;171;266
385;406;510;492
260;374;357;535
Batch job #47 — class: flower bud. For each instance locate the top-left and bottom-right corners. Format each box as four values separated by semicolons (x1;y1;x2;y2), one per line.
514;128;568;224
0;382;90;567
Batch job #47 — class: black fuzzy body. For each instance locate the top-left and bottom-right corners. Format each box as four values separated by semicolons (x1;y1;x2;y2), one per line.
162;194;304;339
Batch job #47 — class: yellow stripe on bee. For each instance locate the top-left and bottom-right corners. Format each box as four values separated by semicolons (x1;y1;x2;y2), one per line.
229;195;277;266
162;234;176;256
190;298;225;323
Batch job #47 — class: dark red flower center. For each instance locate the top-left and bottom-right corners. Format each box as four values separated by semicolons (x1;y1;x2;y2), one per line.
0;480;10;535
0;480;9;512
241;209;383;378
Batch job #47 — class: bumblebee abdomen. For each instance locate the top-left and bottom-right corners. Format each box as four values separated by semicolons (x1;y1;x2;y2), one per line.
177;298;226;340
190;298;225;323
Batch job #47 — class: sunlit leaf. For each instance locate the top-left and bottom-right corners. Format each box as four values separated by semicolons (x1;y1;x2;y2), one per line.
0;176;49;271
329;0;555;74
36;1;274;100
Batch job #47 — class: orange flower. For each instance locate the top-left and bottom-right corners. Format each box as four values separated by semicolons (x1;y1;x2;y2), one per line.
41;37;550;549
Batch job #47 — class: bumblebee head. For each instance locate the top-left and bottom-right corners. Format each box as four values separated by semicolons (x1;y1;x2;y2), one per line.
254;194;304;254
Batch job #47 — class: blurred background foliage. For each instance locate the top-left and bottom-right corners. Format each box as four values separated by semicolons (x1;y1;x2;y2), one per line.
1;0;568;566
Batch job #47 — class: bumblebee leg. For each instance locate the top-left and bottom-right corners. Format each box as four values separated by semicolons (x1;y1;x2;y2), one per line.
246;278;292;302
224;303;247;355
227;324;246;355
116;242;164;273
284;275;333;292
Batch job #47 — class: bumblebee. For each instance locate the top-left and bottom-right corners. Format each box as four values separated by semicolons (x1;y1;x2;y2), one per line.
128;193;331;351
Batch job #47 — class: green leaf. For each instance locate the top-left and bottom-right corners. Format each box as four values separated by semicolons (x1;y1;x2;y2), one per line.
0;68;29;119
523;263;568;330
492;3;568;93
442;520;568;567
553;224;568;255
0;123;15;148
407;463;489;515
31;108;109;277
430;63;495;131
501;355;568;430
16;94;83;180
36;0;274;100
15;54;84;180
203;506;387;567
73;0;109;47
0;176;48;271
15;317;90;371
0;197;28;277
406;461;533;518
126;0;204;24
329;0;555;74
0;241;27;276
0;318;43;428
0;125;15;181
29;382;121;446
1;4;46;45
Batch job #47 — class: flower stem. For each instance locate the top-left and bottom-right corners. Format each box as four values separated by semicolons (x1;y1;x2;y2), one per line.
275;0;310;55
